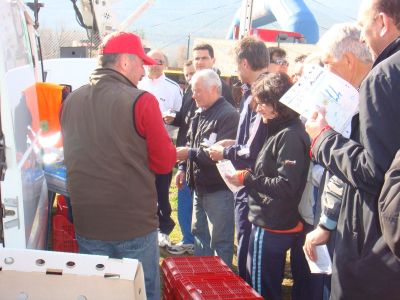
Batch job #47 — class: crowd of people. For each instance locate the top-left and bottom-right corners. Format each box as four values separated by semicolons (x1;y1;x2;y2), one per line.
60;0;400;299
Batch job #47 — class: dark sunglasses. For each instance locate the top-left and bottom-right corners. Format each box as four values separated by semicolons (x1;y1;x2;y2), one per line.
271;59;289;66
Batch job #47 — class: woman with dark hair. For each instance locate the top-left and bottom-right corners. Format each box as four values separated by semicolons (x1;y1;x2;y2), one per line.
227;72;311;300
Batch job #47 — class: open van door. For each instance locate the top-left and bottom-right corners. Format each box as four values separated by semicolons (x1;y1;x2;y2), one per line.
0;0;48;249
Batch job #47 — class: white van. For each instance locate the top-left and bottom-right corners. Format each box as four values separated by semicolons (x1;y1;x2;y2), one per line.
0;0;48;249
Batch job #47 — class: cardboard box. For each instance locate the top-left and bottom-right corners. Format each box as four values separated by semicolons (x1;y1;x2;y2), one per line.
0;247;146;300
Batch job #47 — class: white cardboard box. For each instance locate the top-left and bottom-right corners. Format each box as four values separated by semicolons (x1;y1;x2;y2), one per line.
0;247;146;300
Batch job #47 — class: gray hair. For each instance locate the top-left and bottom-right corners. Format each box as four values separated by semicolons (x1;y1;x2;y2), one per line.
97;53;137;68
317;23;372;64
97;53;121;68
191;69;222;95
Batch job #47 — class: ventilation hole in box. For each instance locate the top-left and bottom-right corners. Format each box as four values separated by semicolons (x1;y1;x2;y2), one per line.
66;261;76;268
4;257;14;265
36;258;45;266
46;269;63;275
95;263;105;271
104;273;120;279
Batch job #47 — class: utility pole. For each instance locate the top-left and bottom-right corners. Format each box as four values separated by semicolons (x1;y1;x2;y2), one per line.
238;0;254;39
26;0;44;29
186;34;191;60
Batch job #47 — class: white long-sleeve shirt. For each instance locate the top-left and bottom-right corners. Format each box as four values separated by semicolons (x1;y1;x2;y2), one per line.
138;74;182;138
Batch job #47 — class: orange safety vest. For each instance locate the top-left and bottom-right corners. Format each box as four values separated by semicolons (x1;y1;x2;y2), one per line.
24;82;64;148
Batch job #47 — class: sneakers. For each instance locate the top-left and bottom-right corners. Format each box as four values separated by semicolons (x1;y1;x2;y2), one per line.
167;242;194;255
158;232;171;248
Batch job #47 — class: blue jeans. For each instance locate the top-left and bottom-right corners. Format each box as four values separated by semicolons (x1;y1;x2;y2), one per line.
192;189;234;268
177;181;194;244
76;230;160;300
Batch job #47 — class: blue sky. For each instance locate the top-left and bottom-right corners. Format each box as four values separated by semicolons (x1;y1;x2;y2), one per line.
35;0;362;51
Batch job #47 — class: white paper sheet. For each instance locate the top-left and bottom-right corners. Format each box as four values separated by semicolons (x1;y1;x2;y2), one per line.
201;132;217;148
280;64;359;135
162;110;176;118
216;160;244;193
304;244;332;274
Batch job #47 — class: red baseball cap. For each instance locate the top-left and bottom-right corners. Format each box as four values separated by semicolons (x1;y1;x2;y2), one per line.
98;32;157;65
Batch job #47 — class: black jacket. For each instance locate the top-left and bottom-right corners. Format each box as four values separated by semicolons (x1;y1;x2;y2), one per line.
312;38;400;300
379;149;400;260
244;117;310;230
173;88;196;147
186;97;239;194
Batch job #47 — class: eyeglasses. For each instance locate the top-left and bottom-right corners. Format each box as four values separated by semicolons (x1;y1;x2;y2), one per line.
153;59;165;65
271;59;289;67
254;101;268;108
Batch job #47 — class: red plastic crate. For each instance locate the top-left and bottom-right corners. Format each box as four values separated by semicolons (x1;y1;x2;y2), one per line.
163;276;175;300
162;256;232;295
162;256;231;278
56;195;69;219
52;214;78;252
162;288;175;300
174;274;263;300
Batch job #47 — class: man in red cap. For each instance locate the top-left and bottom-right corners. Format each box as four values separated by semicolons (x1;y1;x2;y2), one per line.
61;31;176;300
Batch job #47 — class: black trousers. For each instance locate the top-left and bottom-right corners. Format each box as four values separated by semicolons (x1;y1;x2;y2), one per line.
156;172;175;235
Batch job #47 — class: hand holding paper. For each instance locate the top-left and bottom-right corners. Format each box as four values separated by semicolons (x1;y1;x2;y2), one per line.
208;144;225;161
216;160;244;193
162;109;176;118
225;173;243;187
304;226;331;261
163;115;175;125
305;108;329;140
280;64;359;135
304;245;332;274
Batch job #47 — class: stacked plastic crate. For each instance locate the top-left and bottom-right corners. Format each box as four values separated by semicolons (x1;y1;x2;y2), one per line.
161;256;263;300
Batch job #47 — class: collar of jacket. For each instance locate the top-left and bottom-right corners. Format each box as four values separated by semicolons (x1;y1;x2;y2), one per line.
184;87;193;98
90;68;137;88
373;37;400;68
266;115;303;136
200;97;226;115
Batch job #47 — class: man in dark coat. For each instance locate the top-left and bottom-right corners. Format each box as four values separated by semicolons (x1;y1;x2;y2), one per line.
305;0;400;298
165;43;236;255
379;149;400;260
176;69;239;267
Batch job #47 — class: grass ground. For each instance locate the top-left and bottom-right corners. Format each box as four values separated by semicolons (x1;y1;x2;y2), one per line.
160;183;293;299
